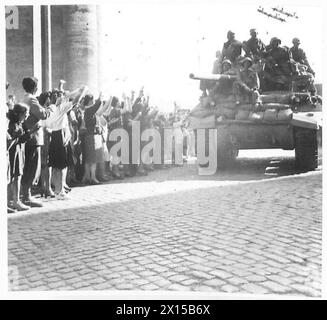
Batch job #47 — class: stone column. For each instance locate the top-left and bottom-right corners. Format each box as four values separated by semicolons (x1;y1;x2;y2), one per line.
33;5;42;93
41;5;52;91
6;5;33;100
63;5;98;94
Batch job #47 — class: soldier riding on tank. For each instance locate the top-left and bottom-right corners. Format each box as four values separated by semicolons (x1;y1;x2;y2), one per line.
188;29;322;172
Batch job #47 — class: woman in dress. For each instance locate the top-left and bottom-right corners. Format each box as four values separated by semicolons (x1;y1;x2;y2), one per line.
83;92;105;184
95;96;113;182
43;90;81;199
38;91;55;198
107;96;124;179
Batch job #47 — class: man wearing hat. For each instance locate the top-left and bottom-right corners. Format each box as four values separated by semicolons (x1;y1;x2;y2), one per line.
209;59;237;96
290;37;315;76
221;30;242;63
233;57;260;104
263;37;293;90
221;59;236;75
265;36;281;52
245;28;266;59
200;58;236;97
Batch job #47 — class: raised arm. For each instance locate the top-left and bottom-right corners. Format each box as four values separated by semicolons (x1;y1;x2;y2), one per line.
30;97;52;120
58;79;66;92
86;92;104;117
130;90;135;106
97;96;113;117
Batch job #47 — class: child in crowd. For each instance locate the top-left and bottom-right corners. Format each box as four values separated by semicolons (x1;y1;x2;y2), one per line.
7;104;38;211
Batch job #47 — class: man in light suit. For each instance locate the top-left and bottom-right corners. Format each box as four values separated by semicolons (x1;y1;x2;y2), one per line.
21;77;52;207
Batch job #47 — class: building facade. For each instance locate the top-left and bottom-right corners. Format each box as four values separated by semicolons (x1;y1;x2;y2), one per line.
6;5;103;99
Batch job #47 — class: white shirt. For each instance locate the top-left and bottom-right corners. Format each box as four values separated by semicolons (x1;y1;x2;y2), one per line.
41;101;72;131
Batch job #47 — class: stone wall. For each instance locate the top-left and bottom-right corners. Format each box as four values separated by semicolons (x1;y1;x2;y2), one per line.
62;5;99;93
6;6;33;100
50;5;65;89
6;5;100;101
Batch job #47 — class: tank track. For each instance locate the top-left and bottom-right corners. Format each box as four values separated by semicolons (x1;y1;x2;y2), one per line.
294;127;318;171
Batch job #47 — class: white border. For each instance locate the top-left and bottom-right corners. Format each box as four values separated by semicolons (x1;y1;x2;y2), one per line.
1;0;326;300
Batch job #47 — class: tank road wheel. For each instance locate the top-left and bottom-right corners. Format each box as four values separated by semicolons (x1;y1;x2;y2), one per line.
196;128;238;170
294;127;318;171
217;145;239;170
217;130;239;170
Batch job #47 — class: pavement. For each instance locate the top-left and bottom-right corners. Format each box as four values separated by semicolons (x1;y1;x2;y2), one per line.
8;150;322;297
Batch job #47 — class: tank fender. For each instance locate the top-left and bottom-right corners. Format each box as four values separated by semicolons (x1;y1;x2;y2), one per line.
291;112;319;130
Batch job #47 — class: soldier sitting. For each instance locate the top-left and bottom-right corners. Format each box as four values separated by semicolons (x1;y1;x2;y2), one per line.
232;57;260;104
209;59;236;97
290;38;315;76
262;37;292;91
289;38;316;95
221;59;237;76
221;30;243;65
200;58;236;97
244;28;266;60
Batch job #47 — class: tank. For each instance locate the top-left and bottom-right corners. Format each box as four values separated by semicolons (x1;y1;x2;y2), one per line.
189;72;322;171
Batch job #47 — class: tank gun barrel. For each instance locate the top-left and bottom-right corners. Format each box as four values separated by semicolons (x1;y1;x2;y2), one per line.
189;73;237;81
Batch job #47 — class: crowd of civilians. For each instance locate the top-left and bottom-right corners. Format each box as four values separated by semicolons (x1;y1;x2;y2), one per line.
6;78;195;213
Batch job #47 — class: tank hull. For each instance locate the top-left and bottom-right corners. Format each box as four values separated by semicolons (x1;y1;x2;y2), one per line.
216;122;295;150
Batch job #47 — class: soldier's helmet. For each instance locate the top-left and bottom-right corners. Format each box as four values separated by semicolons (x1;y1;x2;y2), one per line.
222;59;232;66
292;37;301;45
241;56;253;67
270;37;281;45
235;55;245;65
250;28;257;35
227;30;235;38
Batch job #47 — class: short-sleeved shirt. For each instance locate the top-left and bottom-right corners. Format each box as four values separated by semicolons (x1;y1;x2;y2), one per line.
246;37;266;57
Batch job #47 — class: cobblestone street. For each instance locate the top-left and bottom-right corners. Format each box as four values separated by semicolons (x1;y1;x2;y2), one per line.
8;150;322;297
